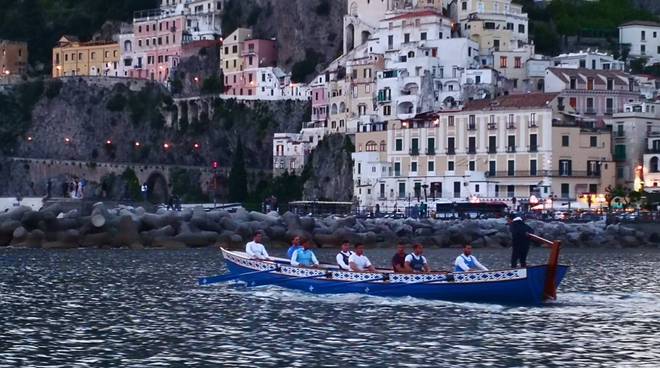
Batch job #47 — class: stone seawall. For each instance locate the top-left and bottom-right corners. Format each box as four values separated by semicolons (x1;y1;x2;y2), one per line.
1;204;658;250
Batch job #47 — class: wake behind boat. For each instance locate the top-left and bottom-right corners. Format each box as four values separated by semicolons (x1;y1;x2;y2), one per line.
199;235;569;305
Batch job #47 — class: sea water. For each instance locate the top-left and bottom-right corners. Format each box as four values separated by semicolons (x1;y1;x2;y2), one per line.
0;247;659;367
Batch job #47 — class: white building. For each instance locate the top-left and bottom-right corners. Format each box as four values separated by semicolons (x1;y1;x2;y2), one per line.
643;131;660;192
161;0;224;40
273;127;325;176
619;21;660;64
552;50;625;71
253;67;310;101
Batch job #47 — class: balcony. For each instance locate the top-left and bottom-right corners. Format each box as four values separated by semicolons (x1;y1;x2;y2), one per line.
446;148;456;155
585;108;596;115
488;147;497;154
426;148;436;155
409;147;420;156
467;147;477;155
506;146;516;153
486;170;544;178
488;123;497;130
467;123;477;131
506;122;516;130
605;108;614;115
529;145;538;153
528;122;538;128
558;104;565;112
646;148;660;154
552;170;601;178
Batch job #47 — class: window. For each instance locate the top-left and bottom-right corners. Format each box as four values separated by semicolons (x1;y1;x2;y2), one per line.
420;32;427;41
507;135;516;152
411;162;418;173
488;136;497;154
468;115;476;130
586;98;594;113
641;30;646;41
427;137;435;155
388;35;394;49
606;98;613;114
562;135;569;147
469;160;476;171
448;161;455;171
404;33;410;43
641;44;646;54
518;24;525;33
529;134;538;152
500;56;508;68
561;183;570;199
398;182;406;198
448;116;455;126
395;138;403;151
559;160;572;176
468;137;476;154
651;157;659;173
395;162;401;177
428;161;435;172
507;160;515;176
366;141;378;152
447;137;455;154
570;78;577;90
489;161;496;176
383;105;391;116
454;182;461;198
514;57;522;69
530;160;537;176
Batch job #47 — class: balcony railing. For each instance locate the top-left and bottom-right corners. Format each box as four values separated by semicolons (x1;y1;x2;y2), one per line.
485;170;601;178
506;146;516;153
488;147;497;154
467;147;477;154
506;122;516;129
529;145;538;153
426;148;436;155
488;123;497;130
468;124;477;131
585;108;596;115
409;147;420;156
446;148;456;155
528;122;538;128
646;148;660;154
605;108;614;115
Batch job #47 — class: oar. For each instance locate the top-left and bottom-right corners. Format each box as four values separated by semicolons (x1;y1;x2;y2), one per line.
197;268;277;286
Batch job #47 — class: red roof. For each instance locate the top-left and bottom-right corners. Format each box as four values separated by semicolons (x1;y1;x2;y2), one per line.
462;93;559;111
385;10;445;21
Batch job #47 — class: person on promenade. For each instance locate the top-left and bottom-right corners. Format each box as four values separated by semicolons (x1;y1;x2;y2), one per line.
391;242;407;272
287;236;303;258
349;243;376;272
245;231;269;260
508;215;534;268
290;239;320;268
405;244;430;273
454;244;488;272
336;240;354;271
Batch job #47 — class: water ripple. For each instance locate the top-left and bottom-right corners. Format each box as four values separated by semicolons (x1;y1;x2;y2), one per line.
0;247;659;367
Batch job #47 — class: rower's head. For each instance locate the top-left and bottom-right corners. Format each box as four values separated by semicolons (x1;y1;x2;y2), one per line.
253;231;263;243
396;242;405;255
293;236;301;245
463;244;473;256
302;239;312;250
355;243;365;255
341;240;350;252
413;243;423;255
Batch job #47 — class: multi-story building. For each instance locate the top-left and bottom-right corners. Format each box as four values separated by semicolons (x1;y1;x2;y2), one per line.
310;74;329;127
619;20;660;64
642;131;660;192
221;29;278;96
552;50;625;71
52;36;119;77
273;127;325;175
352;93;615;210
606;102;660;188
544;68;641;122
0;40;28;80
161;0;224;40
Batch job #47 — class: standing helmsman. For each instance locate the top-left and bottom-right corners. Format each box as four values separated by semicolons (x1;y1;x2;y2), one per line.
508;215;534;268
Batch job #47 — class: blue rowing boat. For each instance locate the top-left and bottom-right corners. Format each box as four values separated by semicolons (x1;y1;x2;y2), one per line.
201;235;569;305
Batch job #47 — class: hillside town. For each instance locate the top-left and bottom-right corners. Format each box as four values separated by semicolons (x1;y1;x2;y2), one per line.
1;0;659;214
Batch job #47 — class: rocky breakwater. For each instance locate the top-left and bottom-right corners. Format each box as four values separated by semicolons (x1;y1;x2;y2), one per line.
0;204;658;250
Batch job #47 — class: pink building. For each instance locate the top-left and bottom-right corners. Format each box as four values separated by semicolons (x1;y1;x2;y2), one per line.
224;38;277;96
311;74;328;124
128;10;186;82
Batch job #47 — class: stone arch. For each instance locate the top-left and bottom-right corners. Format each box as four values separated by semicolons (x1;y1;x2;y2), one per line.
346;23;355;52
146;172;169;204
361;30;371;44
331;103;338;115
397;101;414;115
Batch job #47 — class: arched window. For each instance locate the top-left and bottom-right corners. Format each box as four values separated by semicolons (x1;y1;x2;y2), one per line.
339;102;346;113
651;156;659;173
124;40;132;52
380;140;386;152
408;51;415;58
366;141;378;152
331;104;338;115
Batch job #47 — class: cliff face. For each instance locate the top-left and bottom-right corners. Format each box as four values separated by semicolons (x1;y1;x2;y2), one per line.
222;0;346;80
0;78;309;197
302;134;354;202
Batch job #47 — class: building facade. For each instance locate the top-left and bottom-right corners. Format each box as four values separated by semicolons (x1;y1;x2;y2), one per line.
0;40;28;81
352;93;615;211
52;36;119;77
619;21;660;64
642;132;660;192
552;50;625;71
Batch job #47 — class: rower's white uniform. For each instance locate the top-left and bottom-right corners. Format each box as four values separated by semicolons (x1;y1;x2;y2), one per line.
348;253;372;271
454;254;488;272
245;241;269;260
336;250;354;271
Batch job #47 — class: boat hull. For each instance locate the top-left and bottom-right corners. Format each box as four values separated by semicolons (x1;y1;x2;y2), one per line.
221;250;569;305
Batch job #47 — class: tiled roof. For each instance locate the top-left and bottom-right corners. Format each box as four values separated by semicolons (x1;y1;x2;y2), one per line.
462;93;559;111
620;20;660;28
547;68;630;86
385;10;445;21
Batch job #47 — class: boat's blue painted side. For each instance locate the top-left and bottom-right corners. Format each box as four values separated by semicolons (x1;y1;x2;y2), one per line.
223;252;569;305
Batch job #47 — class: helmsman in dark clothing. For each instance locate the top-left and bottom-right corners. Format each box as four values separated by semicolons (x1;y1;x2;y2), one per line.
508;215;533;268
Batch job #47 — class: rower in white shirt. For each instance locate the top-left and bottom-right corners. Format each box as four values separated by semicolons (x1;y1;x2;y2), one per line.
454;244;488;272
348;243;376;272
245;231;270;260
336;240;354;271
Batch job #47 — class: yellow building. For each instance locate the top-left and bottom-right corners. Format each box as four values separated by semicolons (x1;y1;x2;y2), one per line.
52;36;120;77
1;40;28;79
220;28;252;74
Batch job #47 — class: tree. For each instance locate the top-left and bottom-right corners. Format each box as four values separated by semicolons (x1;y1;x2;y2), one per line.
228;138;248;202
